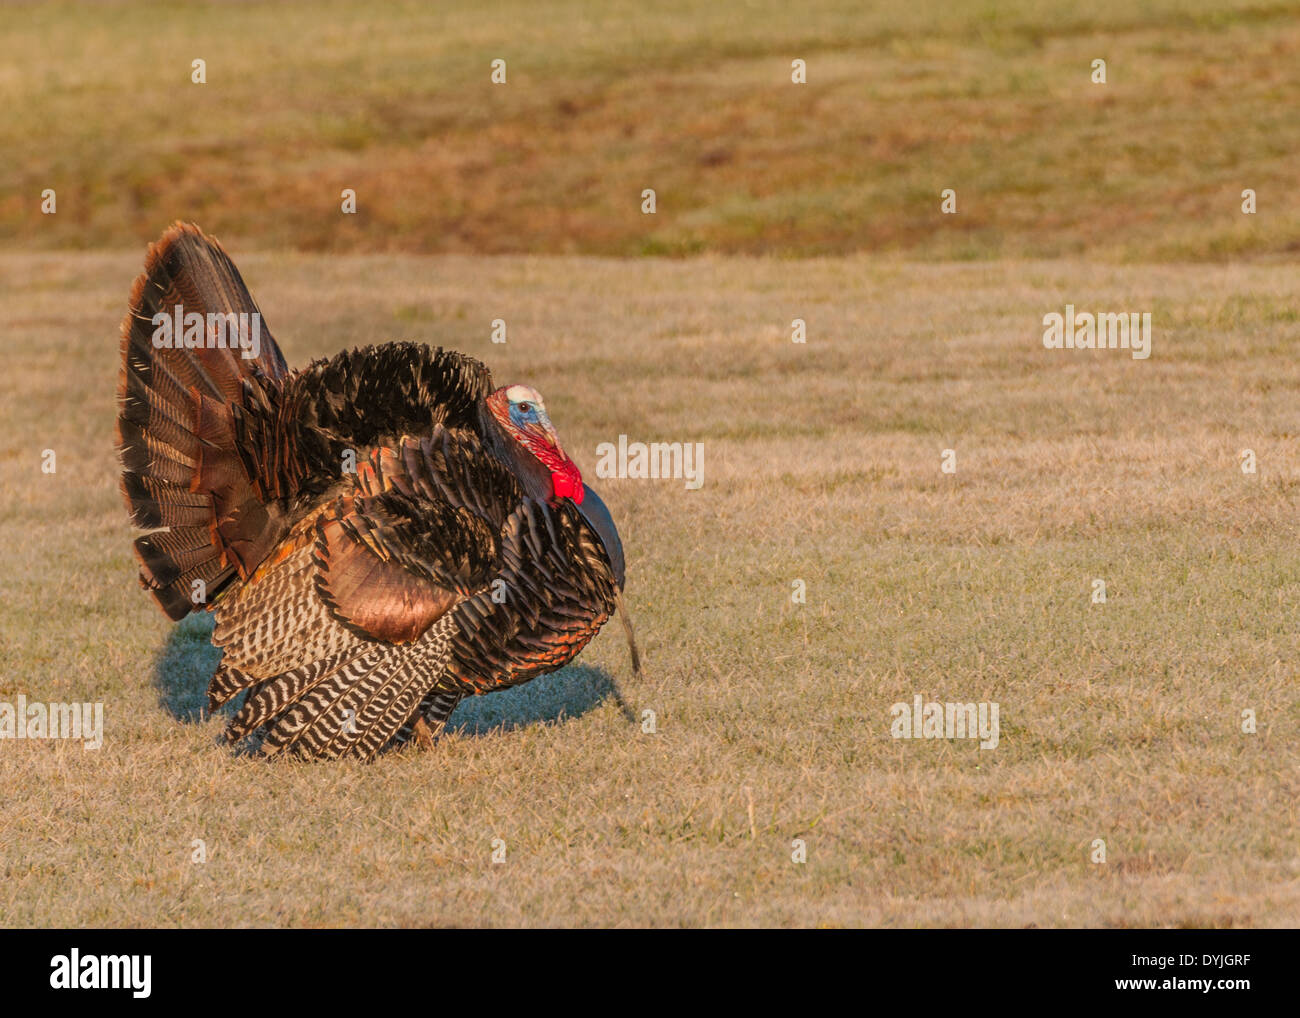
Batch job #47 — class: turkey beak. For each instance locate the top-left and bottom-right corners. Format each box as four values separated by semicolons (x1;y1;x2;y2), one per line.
525;412;563;454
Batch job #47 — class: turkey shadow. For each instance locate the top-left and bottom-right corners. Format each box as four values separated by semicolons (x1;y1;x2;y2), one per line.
153;612;223;724
151;612;625;735
448;664;624;736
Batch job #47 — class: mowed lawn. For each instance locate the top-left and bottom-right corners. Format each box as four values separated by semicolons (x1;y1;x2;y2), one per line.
0;247;1297;926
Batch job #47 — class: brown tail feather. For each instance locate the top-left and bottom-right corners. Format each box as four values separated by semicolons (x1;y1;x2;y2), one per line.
116;222;292;619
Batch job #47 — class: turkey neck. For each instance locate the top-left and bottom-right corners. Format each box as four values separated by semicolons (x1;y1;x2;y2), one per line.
477;398;553;502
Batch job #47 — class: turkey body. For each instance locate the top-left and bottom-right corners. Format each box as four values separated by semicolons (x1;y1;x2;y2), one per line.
117;223;627;760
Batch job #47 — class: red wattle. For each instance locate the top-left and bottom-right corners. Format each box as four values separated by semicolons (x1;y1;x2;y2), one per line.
551;471;584;503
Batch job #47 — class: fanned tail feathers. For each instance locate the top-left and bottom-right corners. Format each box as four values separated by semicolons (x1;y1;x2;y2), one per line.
116;222;292;619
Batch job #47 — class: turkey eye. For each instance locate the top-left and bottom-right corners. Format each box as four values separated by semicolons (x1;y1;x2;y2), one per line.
518;403;531;413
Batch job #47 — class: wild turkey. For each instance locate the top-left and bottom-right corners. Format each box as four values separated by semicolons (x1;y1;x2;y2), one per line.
117;222;638;760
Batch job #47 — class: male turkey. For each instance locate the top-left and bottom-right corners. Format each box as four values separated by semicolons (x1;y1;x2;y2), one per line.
117;222;637;761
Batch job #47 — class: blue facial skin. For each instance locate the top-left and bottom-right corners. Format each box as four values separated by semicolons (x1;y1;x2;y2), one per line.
509;399;545;431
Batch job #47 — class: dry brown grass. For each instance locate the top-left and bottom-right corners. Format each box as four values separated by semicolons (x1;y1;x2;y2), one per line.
3;0;1298;259
0;247;1297;926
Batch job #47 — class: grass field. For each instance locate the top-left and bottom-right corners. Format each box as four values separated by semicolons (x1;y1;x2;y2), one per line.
3;0;1299;259
1;247;1298;926
2;0;1298;928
